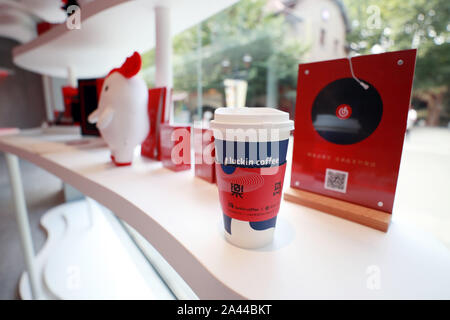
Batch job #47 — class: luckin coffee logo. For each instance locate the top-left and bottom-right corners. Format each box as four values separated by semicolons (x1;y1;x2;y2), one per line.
224;156;279;166
336;104;352;120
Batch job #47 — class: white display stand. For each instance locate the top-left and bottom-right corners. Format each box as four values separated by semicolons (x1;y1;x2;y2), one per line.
20;198;174;300
2;129;450;299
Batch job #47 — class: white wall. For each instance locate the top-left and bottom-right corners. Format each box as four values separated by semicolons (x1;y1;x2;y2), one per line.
0;38;47;128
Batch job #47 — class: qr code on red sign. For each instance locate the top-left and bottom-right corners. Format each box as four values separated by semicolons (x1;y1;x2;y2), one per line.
324;168;348;193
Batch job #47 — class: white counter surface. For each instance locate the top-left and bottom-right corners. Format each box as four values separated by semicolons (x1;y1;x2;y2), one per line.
1;128;449;299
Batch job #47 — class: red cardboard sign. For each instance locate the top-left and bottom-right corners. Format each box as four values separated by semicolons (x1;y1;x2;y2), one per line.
291;49;417;213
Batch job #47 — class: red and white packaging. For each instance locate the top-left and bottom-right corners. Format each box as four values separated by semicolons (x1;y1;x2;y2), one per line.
194;128;216;183
160;123;191;172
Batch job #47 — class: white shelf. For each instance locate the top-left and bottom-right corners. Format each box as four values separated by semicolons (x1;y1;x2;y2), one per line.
2;129;450;299
19;199;175;300
12;0;238;78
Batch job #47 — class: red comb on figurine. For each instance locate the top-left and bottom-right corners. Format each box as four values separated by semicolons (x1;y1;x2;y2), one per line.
108;51;142;78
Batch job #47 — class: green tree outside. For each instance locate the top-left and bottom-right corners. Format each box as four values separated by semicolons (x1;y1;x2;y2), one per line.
342;0;450;126
142;0;306;120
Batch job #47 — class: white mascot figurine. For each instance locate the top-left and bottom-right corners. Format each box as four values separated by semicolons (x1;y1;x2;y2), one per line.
88;52;149;166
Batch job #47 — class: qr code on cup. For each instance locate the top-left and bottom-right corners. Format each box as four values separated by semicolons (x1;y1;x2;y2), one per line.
324;168;348;193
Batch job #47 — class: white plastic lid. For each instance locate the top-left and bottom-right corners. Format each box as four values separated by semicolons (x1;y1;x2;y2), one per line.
210;107;294;130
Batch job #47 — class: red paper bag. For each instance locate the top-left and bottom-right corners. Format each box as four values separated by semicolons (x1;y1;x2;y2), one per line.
141;87;169;160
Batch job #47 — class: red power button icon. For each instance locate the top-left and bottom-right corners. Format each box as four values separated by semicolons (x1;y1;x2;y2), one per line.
336;104;352;120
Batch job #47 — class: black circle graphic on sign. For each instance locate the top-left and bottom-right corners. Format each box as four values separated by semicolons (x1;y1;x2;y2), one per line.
311;78;383;145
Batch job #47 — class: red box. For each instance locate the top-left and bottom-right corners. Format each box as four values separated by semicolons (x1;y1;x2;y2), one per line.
141;87;169;160
194;128;216;183
291;50;416;213
55;86;79;125
160;124;191;172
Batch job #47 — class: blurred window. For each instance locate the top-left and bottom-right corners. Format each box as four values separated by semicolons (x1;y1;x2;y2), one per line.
140;0;449;127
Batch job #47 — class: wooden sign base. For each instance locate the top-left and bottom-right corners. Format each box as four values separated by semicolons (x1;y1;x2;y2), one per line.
284;188;391;232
